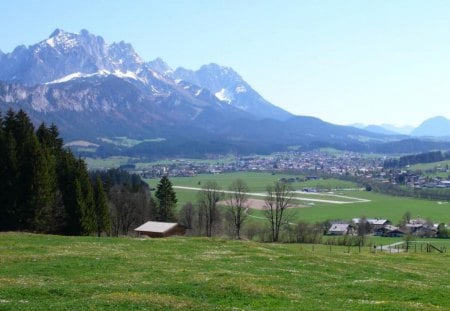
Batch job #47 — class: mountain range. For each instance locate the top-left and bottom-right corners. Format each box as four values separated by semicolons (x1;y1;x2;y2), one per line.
355;118;450;138
0;29;449;157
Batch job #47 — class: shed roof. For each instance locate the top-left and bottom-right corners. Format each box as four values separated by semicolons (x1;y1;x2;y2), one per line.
352;218;389;225
134;221;179;233
329;224;350;232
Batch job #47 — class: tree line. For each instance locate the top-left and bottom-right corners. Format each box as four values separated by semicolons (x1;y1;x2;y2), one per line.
0;109;109;235
384;151;449;168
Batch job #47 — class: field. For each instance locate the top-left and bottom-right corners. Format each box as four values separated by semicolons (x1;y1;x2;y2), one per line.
409;160;450;178
1;233;450;310
146;172;450;224
85;156;236;170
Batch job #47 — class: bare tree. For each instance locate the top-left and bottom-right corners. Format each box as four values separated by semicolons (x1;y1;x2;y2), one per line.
109;185;151;236
264;181;294;242
197;181;222;237
226;179;249;239
178;202;195;229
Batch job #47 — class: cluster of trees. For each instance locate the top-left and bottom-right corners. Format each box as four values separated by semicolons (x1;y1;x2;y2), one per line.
0;109;109;235
90;169;154;236
175;179;297;242
384;151;449;168
0;110;181;237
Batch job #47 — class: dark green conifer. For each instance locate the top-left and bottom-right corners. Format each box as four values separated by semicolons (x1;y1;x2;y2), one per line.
94;177;111;236
154;176;177;222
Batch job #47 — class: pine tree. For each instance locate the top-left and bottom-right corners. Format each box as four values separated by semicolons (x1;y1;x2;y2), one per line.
76;160;97;235
0;117;19;230
154;176;177;222
93;177;111;236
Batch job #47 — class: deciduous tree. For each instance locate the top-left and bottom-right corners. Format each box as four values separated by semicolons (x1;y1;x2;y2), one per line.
226;179;248;239
264;181;294;242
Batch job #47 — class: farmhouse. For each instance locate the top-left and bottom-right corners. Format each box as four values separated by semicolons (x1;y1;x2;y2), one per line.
352;218;391;231
374;225;405;237
327;223;353;235
134;221;186;238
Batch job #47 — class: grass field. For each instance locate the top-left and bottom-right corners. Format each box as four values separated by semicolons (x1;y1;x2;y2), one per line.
1;233;450;310
85;156;237;170
146;172;450;224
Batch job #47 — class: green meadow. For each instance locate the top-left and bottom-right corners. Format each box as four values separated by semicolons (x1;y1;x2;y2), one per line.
1;233;450;310
146;172;450;224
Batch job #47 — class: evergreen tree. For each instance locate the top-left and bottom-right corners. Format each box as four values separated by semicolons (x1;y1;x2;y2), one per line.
154;176;177;222
76;160;97;235
94;177;111;236
0;109;104;235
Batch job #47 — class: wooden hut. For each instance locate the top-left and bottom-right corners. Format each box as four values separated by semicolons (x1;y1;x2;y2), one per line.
134;221;186;238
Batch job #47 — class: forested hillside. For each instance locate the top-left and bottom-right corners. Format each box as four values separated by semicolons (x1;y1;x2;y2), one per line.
0;109;108;235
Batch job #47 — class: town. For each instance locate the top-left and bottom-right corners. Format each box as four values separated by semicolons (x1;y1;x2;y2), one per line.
120;150;450;189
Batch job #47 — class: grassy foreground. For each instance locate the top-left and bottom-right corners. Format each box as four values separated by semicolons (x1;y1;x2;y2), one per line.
1;233;449;310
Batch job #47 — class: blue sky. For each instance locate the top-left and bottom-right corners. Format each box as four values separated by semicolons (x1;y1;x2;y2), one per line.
1;0;450;126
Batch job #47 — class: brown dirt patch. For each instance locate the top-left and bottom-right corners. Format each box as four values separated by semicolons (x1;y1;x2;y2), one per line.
218;198;306;210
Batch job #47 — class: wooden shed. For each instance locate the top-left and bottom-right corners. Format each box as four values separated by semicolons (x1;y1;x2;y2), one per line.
134;221;186;238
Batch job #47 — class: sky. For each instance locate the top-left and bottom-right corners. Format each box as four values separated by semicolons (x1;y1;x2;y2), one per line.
1;0;450;127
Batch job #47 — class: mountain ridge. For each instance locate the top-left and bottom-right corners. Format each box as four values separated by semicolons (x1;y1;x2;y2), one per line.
0;28;424;157
411;116;450;138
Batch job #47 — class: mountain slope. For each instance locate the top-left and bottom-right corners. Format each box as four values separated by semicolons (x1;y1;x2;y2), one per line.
171;63;292;121
0;29;396;156
411;116;450;137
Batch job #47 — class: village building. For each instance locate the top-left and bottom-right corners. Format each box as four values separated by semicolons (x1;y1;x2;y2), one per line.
134;221;186;238
374;225;405;237
352;218;391;231
327;223;354;236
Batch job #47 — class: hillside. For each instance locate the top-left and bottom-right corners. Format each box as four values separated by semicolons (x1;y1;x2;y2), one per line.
412;116;450;137
1;233;449;310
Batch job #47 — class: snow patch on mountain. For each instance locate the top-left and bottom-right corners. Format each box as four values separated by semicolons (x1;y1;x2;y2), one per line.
46;30;79;50
215;88;233;104
46;70;144;84
235;85;247;93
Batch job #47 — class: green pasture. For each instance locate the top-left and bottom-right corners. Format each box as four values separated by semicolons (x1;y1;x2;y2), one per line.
1;233;449;310
409;159;450;172
146;172;357;193
85;155;237;170
84;156;135;170
242;190;450;224
147;172;450;224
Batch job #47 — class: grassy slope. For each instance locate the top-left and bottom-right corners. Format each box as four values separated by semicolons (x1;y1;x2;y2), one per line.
1;233;450;310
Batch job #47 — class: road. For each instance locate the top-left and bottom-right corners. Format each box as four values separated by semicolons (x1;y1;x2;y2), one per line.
173;186;370;205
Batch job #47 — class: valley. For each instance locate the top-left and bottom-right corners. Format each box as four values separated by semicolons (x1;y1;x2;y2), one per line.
1;20;450;311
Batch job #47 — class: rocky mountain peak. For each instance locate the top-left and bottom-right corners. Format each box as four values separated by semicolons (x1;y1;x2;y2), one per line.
172;63;292;120
147;57;173;75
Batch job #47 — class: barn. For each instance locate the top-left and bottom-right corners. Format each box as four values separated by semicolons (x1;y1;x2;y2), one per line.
134;221;186;238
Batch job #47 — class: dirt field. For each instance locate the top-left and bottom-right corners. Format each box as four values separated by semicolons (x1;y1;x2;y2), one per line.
218;198;306;210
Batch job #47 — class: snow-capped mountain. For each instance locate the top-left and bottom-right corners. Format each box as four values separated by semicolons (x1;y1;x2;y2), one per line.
0;29;153;87
0;29;394;156
171;63;292;120
147;58;174;76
